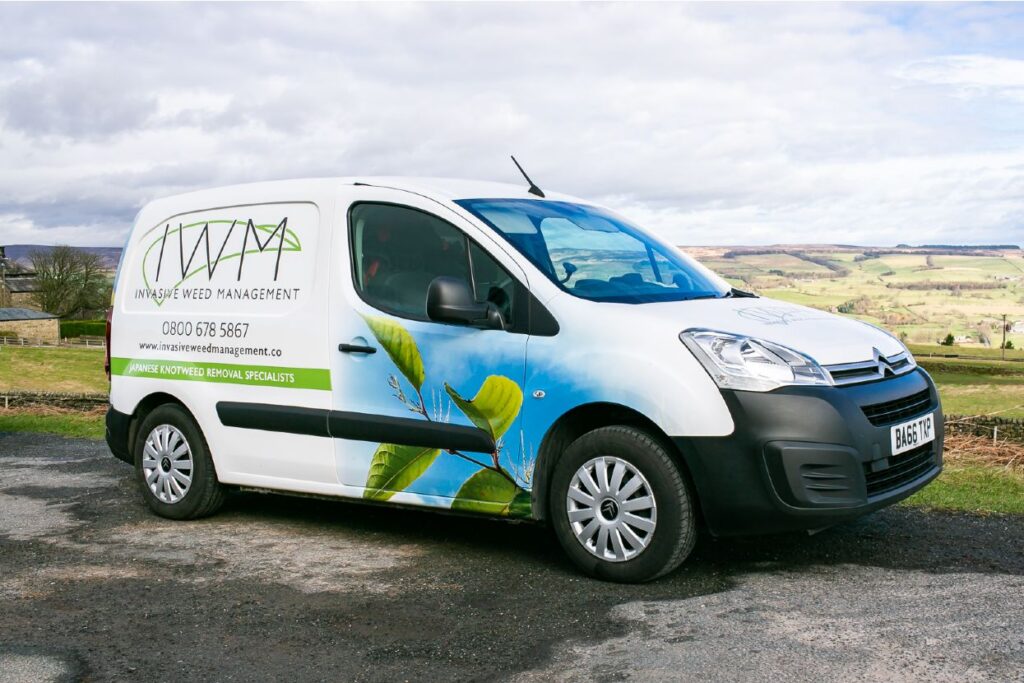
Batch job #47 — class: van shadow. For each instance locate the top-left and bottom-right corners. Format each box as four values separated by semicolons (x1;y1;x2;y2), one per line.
224;491;1024;584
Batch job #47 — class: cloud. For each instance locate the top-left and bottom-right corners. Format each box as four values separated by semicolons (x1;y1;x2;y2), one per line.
0;2;1022;247
895;54;1024;106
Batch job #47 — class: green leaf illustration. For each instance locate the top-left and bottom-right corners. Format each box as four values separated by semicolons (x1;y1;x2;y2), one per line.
363;316;426;391
450;468;532;518
444;375;523;441
508;488;532;518
363;443;441;501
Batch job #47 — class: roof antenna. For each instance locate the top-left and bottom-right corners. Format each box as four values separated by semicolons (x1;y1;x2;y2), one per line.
510;155;545;198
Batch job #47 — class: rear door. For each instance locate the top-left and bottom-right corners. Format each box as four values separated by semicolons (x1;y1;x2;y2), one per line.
329;187;534;517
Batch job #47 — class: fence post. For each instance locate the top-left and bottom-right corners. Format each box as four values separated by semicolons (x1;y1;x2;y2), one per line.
994;426;999;444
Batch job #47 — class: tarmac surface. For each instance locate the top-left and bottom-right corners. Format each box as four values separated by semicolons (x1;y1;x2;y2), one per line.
1;432;1022;682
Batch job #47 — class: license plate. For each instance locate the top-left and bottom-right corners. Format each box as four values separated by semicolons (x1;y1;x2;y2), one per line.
890;413;935;456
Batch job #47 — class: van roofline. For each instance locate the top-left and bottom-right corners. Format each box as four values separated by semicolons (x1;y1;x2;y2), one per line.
140;176;590;213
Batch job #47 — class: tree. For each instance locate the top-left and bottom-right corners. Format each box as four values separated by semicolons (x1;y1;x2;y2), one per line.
1003;340;1015;350
29;246;110;318
941;333;955;346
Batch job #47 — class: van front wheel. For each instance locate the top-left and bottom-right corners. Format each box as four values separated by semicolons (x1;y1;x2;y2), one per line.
134;404;225;520
550;426;696;582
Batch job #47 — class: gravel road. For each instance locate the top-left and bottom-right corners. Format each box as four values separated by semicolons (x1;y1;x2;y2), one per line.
1;432;1022;682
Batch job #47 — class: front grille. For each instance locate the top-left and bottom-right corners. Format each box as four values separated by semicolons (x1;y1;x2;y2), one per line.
828;365;880;384
824;351;916;386
861;388;932;426
864;443;935;496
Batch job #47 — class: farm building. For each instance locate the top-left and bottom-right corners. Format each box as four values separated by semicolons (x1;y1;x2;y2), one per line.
0;308;59;344
1;273;42;309
0;246;42;310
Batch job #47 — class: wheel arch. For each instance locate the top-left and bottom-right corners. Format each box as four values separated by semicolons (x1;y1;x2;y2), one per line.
530;401;700;524
126;392;200;462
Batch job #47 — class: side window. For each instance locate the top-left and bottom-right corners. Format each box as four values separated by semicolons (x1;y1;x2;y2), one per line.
350;203;516;326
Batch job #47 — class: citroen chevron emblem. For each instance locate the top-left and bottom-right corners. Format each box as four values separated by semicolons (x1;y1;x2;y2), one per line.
874;347;893;377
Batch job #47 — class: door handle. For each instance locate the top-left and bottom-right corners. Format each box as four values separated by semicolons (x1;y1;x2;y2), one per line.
338;343;377;354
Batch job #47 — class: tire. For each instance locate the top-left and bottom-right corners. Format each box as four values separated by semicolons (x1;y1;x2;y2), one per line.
133;403;226;520
549;425;696;582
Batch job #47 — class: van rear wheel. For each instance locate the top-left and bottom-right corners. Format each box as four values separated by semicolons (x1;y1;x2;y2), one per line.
134;404;225;520
550;425;696;582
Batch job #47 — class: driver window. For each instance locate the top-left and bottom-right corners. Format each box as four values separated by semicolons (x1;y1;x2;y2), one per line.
350;203;516;326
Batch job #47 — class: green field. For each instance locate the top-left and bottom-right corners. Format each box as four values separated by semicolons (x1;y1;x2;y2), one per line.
0;345;107;394
908;343;1024;361
916;356;1024;418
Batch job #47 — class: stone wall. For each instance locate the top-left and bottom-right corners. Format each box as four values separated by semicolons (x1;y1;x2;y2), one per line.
946;415;1024;444
0;391;107;410
0;288;39;309
0;317;59;344
10;292;39;309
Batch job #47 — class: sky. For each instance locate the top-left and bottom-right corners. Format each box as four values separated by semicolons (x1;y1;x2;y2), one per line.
1;2;1023;248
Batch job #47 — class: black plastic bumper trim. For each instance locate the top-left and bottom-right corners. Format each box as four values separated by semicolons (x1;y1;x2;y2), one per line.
673;367;944;537
105;405;133;465
216;401;495;454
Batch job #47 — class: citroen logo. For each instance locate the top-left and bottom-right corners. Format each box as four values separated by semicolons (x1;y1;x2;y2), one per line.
873;347;894;377
599;499;619;520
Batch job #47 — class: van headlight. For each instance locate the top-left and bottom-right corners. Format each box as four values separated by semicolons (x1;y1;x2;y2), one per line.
680;329;830;392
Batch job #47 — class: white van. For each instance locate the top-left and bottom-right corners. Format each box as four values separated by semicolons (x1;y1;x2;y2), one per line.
105;176;943;582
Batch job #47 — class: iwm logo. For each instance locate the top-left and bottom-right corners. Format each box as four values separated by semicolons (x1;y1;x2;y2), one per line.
136;217;303;306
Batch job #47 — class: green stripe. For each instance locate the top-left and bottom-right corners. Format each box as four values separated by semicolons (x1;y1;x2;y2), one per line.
110;357;331;390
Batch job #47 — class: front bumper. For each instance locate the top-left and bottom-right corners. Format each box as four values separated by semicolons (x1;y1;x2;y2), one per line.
674;367;943;537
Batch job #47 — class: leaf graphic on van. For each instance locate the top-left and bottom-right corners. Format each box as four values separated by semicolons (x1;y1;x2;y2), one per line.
444;375;523;441
363;443;441;500
450;468;531;518
362;316;426;391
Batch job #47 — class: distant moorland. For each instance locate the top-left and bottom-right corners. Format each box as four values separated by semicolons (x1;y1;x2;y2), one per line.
3;244;123;270
688;244;1024;351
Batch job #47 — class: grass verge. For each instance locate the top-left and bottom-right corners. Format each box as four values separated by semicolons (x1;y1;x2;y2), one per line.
905;466;1024;515
0;407;106;440
903;434;1024;515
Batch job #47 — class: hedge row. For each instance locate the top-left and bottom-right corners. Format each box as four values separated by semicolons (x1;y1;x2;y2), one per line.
60;320;106;338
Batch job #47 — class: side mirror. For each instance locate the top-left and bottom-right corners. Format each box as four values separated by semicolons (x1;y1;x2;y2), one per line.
559;261;577;284
426;276;506;330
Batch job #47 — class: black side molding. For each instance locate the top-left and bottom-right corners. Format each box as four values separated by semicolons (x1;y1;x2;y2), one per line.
217;402;330;438
216;402;495;454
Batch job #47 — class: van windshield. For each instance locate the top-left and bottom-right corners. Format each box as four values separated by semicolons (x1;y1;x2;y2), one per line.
455;198;730;303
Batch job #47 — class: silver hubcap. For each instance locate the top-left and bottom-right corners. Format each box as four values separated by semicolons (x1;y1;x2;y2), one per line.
566;456;657;562
142;424;193;504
